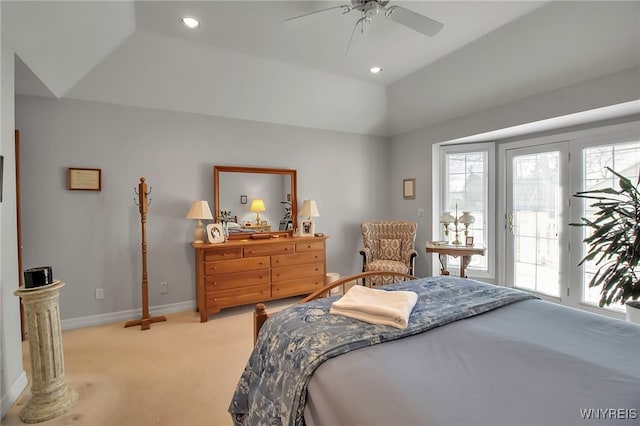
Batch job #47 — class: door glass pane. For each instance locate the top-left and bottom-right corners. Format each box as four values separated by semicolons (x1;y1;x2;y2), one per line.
582;141;640;310
513;151;561;296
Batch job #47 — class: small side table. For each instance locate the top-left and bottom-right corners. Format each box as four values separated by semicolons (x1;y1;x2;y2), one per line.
14;280;77;423
425;242;486;278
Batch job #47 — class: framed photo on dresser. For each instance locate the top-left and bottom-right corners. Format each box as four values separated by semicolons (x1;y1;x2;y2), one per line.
206;223;225;244
300;219;314;236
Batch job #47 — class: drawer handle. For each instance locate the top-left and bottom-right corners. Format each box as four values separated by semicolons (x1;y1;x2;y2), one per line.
307;245;311;248
315;268;319;271
285;247;290;251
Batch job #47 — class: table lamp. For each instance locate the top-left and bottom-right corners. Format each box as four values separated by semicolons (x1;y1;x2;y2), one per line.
299;199;320;235
187;200;213;243
439;204;474;245
250;199;266;224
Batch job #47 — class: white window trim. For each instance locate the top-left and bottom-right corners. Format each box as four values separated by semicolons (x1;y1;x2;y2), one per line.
570;124;639;316
498;120;639;320
438;142;495;281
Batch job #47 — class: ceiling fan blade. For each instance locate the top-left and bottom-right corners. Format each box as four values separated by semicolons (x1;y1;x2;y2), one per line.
384;5;443;37
285;4;352;23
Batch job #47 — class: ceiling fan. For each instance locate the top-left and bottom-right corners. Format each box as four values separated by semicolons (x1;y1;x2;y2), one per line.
285;0;444;55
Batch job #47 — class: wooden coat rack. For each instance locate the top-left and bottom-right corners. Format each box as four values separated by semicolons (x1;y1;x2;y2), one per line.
125;177;167;330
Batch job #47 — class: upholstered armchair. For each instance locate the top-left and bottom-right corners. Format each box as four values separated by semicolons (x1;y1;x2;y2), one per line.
360;221;418;287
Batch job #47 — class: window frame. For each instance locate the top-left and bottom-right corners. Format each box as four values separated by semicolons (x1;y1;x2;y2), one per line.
439;142;495;280
497;120;638;320
570;126;640;315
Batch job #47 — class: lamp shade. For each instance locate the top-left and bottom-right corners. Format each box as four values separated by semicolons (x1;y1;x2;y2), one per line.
186;200;213;220
459;211;475;225
299;199;320;217
250;199;266;212
439;211;455;224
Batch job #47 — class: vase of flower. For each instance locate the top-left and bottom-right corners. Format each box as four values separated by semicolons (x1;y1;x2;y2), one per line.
222;221;229;240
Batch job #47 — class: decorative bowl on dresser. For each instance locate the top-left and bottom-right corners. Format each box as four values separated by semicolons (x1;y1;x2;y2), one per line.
192;235;328;322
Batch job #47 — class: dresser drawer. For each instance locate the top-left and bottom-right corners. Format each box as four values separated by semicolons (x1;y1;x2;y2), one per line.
271;276;324;298
205;256;269;275
272;262;324;282
205;284;270;308
272;251;324;267
244;243;295;257
205;270;269;291
296;241;325;252
204;248;242;261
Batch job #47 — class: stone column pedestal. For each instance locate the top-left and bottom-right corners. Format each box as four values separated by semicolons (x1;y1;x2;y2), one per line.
14;280;77;423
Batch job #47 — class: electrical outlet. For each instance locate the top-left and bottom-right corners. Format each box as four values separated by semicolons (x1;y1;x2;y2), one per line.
160;282;168;294
95;288;104;300
417;208;425;217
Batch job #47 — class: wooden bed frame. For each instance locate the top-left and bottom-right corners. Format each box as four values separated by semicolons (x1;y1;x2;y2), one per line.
253;271;415;343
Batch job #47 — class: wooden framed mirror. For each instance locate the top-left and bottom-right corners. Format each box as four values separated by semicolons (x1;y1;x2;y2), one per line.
213;165;297;239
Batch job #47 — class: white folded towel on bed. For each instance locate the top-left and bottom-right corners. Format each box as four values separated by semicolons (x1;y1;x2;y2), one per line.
329;285;418;329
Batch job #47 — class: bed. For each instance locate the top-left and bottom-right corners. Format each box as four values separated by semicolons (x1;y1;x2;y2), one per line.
229;272;640;426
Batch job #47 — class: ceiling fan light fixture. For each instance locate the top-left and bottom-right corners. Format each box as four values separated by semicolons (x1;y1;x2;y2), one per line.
369;66;383;74
285;0;444;56
180;17;200;29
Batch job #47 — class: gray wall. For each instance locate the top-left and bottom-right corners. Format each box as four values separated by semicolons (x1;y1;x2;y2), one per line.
15;95;390;323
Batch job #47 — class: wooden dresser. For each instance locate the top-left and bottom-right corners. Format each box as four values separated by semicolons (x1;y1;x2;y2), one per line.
192;236;327;322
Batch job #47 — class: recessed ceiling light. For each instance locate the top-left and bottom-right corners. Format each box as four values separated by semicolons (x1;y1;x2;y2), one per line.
369;66;383;74
181;17;200;29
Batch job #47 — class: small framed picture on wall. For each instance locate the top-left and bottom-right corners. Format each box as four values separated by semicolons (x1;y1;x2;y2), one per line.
68;167;101;191
240;195;247;204
403;178;415;199
465;236;474;246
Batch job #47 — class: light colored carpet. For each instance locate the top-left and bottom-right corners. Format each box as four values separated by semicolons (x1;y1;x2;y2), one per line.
3;298;300;426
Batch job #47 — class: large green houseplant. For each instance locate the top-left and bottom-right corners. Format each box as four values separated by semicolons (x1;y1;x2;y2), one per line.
572;166;640;321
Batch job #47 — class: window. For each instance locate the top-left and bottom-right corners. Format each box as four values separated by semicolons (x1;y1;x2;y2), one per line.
581;141;640;310
440;143;494;277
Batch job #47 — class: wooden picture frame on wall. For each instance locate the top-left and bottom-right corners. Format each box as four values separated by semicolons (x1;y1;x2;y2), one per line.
403;178;415;199
68;167;101;191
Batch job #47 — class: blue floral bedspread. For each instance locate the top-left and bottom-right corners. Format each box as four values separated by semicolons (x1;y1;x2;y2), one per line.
228;276;537;426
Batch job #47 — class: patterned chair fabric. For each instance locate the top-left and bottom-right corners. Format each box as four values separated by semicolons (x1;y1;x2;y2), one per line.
360;221;418;287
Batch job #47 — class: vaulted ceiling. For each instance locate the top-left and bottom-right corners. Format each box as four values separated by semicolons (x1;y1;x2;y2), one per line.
3;1;639;136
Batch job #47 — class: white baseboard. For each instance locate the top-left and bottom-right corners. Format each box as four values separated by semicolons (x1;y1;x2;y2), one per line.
60;300;195;331
1;370;27;418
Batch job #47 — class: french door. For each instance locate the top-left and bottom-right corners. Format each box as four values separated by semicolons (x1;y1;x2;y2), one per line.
505;141;570;300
